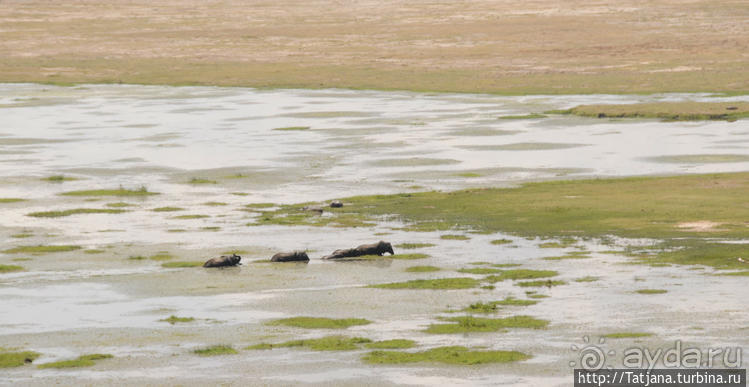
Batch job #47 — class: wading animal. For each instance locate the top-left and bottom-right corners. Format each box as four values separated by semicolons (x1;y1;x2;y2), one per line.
271;251;310;262
203;254;241;268
322;241;394;260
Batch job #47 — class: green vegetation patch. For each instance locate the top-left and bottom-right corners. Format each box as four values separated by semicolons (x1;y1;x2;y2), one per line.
362;346;530;365
38;354;113;369
516;280;567;287
484;269;559;282
149;253;174;261
425;315;549;334
0;265;24;273
193;345;237;356
492;297;539;306
159;315;196;324
575;276;600;282
60;187;157;197
84;249;105;254
603;332;653;339
173;214;210;219
187;178;217;184
717;271;749;277
203;201;227;206
162;261;203;268
395;243;435;249
106;202;132;208
3;245;81;254
463;302;498;313
267;317;372;329
273;126;311;131
247;336;371;351
0;198;26;203
370;277;480;290
498;113;547;120
440;234;470;240
42;175;77;182
491;239;513;245
635;289;667;295
365;339;416;350
647;154;749;164
457;267;503;275
543;251;591;260
0;351;41;368
27;208;126;218
405;265;441;273
11;233;33;238
153;206;184;212
559;101;749;121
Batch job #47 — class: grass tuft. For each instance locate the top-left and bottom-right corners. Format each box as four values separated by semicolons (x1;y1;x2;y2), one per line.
267;317;371;329
162;261;203;268
362;346;530;365
3;245;81;254
27;208;126;218
247;336;371;351
483;269;559;282
365;339;416;349
425;315;549;334
60;187;157;197
193;345;237;356
405;265;441;273
37;354;113;369
370;278;480;290
635;289;667;295
0;265;24;273
159;315;195;324
440;234;470;240
395;243;435;249
0;351;40;368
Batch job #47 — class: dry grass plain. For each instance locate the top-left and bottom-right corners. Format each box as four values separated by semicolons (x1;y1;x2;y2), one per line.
0;0;747;93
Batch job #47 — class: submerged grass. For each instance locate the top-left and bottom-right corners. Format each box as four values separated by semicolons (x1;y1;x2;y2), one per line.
491;239;513;245
273;126;311;131
362;346;529;365
159;315;195;324
247;336;371;351
0;265;24;273
3;245;80;254
483;269;559;282
635;289;668;295
38;354;113;369
41;175;77;182
60;187;157;197
0;351;41;368
370;278;480;290
425;315;549;334
516;280;567;287
603;332;653;339
0;198;26;203
193;345;237;356
153;206;184;212
405;265;441;273
161;261;202;268
267;317;371;329
27;208;126;217
440;234;470;240
365;339;416;350
457;267;503;275
498;113;547;120
395;243;435;249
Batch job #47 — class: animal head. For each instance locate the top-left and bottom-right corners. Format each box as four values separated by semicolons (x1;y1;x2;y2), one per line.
295;251;310;260
378;241;394;255
226;254;241;265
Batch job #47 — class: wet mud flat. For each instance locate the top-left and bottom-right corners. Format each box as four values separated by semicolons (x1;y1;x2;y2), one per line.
1;84;748;386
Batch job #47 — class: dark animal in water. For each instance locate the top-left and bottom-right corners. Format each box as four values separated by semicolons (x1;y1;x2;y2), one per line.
271;251;310;262
322;241;394;260
203;254;241;268
330;200;343;208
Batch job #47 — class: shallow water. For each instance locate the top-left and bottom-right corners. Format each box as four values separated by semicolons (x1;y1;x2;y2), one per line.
1;84;748;386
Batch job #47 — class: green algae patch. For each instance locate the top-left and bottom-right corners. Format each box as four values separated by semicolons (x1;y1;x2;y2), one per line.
440;234;470;240
0;351;41;368
635;289;667;295
370;278;480;290
559;101;749;121
153;206;184;212
492;297;539;306
173;214;210;219
248;336;371;351
425;315;549;334
27;208;126;218
484;269;559;282
159;315;196;324
267;317;371;329
162;261;203;268
60;187;158;197
273;126;311;131
457;267;503;275
0;265;24;273
395;243;435;249
603;332;653;339
405;265;441;273
362;346;530;365
3;245;81;254
41;175;77;182
491;239;513;245
187;178;217;184
0;198;26;203
575;276;600;282
193;345;237;356
717;271;749;276
365;339;416;350
38;354;113;369
499;113;547;120
516;280;567;287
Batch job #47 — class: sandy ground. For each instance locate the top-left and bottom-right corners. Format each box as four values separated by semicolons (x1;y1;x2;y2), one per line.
0;0;747;93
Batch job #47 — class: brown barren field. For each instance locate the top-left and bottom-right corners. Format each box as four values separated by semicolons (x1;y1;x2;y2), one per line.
0;0;747;93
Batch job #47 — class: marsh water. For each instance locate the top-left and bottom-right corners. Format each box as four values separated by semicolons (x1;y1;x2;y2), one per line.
1;84;748;386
